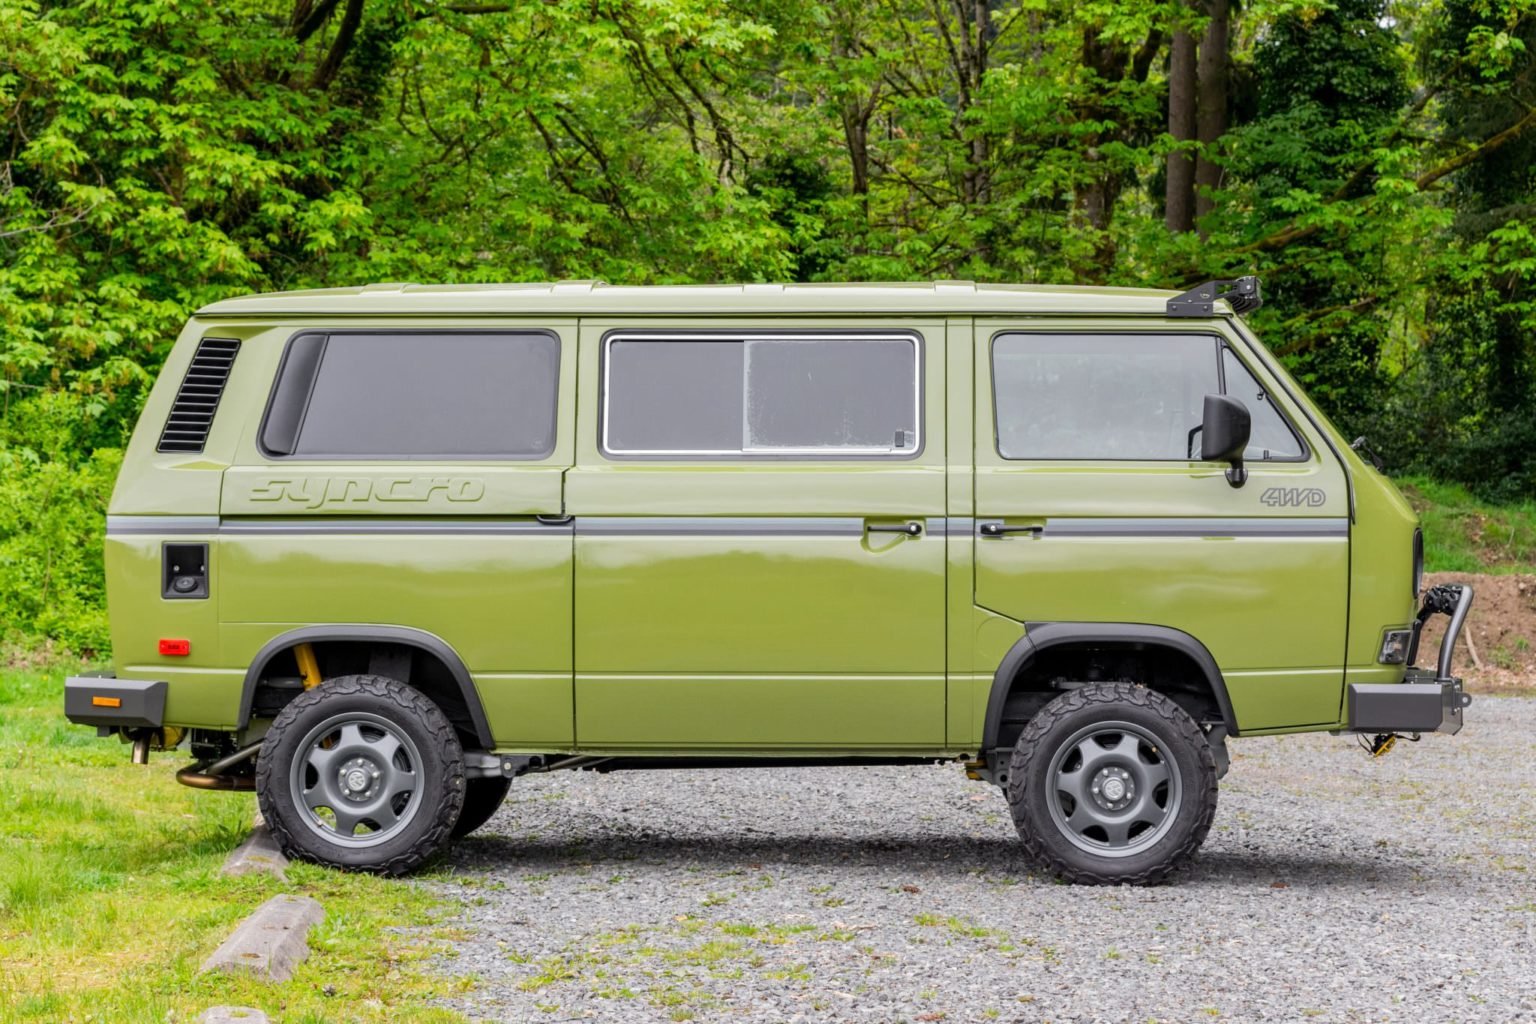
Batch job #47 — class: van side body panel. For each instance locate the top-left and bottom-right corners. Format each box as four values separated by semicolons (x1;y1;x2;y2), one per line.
99;284;1411;759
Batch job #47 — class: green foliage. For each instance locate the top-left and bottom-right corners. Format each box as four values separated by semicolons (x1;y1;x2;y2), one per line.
0;0;1533;651
0;393;123;654
1397;475;1536;573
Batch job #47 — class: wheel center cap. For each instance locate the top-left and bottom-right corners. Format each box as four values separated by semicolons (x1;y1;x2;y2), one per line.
338;757;380;800
1090;766;1136;811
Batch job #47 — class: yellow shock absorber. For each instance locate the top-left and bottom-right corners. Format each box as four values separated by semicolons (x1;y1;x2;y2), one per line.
295;642;323;689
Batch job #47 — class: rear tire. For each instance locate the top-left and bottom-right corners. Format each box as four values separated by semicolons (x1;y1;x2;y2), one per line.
452;776;512;839
1005;682;1217;885
256;674;465;875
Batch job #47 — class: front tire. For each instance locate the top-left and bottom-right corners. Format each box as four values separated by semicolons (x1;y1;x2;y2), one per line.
1006;682;1218;885
256;674;465;875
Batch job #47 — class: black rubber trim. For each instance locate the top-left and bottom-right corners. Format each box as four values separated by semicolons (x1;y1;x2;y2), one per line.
237;625;494;748
982;622;1239;750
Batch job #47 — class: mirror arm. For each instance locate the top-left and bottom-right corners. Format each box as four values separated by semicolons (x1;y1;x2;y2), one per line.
1226;459;1247;488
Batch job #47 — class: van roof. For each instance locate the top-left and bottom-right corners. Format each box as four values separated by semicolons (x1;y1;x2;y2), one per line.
195;281;1199;318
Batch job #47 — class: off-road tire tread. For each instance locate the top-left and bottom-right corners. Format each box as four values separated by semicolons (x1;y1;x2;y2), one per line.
453;776;513;839
1005;682;1218;886
256;674;465;876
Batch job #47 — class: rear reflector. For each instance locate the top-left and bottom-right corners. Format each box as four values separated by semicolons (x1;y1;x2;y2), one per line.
159;639;191;656
92;696;123;708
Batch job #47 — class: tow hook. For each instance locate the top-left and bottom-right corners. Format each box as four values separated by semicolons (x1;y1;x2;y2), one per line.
1363;731;1420;758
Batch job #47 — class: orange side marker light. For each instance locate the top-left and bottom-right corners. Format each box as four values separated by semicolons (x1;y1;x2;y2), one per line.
92;696;122;708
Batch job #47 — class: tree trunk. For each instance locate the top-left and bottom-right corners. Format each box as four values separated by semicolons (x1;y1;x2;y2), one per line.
1166;4;1197;233
1194;0;1229;228
842;101;872;196
949;0;992;207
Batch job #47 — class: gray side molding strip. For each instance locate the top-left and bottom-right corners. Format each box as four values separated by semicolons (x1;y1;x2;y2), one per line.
1039;517;1348;538
238;624;494;749
218;519;567;535
107;515;571;536
576;516;867;537
108;513;1346;540
983;622;1239;751
106;515;221;534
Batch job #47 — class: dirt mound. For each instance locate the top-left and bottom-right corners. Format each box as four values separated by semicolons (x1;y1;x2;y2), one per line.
1418;572;1536;692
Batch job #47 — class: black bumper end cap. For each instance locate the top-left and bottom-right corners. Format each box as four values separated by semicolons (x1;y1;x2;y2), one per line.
64;677;167;729
1347;676;1469;736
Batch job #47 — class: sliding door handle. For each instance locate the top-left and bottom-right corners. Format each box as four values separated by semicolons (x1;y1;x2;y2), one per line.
979;522;1044;538
867;521;923;537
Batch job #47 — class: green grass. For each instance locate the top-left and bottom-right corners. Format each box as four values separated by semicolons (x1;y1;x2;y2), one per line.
1397;476;1536;574
0;663;470;1023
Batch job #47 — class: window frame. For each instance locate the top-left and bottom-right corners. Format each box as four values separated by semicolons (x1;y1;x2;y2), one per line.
599;329;925;460
257;328;563;462
988;330;1310;464
1215;341;1309;463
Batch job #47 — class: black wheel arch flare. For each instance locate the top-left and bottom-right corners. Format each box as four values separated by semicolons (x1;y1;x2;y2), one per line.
983;622;1240;751
238;624;495;749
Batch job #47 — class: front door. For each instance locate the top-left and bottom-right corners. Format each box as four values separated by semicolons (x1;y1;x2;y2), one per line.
972;322;1351;731
568;321;948;752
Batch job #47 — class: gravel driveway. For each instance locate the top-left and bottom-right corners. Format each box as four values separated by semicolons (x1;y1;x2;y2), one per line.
430;696;1536;1023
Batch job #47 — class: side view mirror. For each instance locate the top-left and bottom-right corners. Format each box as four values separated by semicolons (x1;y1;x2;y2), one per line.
1202;394;1251;487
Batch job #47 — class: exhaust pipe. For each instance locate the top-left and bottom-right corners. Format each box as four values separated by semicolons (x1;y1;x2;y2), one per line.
175;766;257;791
174;741;262;791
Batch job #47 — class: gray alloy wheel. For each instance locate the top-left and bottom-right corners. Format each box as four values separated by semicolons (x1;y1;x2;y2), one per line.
257;674;465;875
288;711;425;848
1043;720;1182;857
1006;682;1218;885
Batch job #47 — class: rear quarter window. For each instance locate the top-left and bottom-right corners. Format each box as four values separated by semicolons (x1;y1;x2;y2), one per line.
260;331;560;460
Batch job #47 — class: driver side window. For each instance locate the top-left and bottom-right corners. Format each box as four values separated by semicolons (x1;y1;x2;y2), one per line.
991;332;1305;462
1220;347;1305;461
992;333;1219;461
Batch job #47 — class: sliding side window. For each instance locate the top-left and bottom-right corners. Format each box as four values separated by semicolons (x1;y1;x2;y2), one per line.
602;333;921;457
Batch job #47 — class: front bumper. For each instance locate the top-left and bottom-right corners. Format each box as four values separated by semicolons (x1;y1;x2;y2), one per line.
64;675;167;729
1347;584;1474;736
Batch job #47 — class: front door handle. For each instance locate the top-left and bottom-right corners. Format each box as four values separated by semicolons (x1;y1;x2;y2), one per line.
979;521;1044;538
867;521;923;537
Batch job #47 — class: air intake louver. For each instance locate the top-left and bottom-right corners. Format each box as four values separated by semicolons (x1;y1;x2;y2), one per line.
156;337;240;453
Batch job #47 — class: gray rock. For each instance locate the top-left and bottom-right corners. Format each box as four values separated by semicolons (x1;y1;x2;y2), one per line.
222;824;288;880
197;1009;270;1024
201;894;324;983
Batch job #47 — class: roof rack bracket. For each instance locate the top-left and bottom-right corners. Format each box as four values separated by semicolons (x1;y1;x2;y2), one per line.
1167;276;1262;318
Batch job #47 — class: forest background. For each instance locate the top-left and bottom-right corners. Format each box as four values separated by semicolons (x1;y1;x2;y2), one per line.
1;0;1533;653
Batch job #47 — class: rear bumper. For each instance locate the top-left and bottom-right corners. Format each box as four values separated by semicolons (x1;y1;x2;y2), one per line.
1348;583;1475;736
64;675;167;729
1348;674;1470;735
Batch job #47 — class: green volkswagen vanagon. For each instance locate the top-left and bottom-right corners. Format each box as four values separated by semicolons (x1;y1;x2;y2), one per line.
64;277;1473;884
